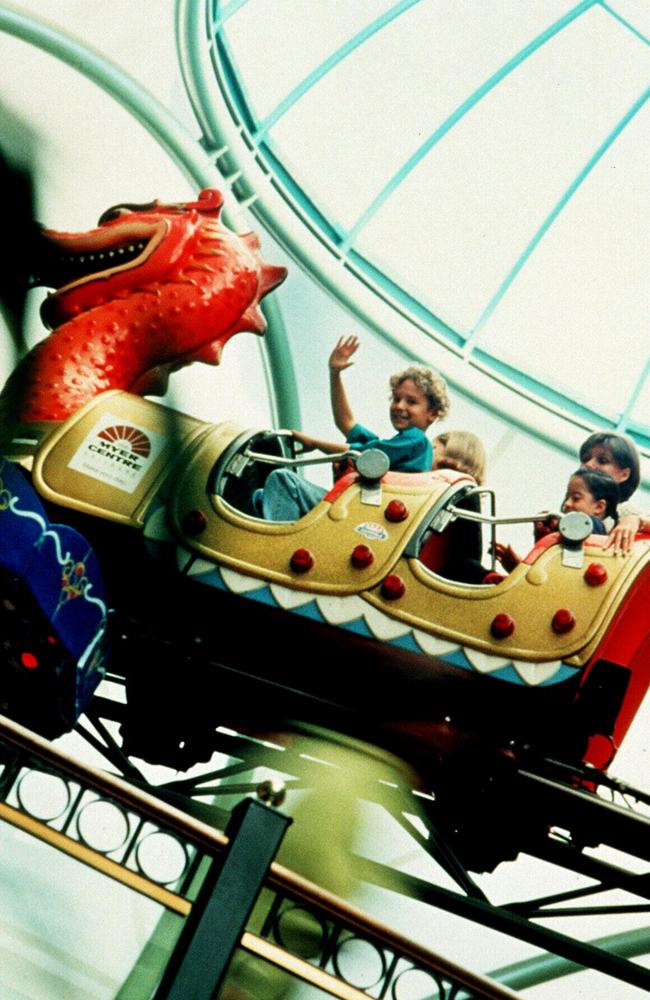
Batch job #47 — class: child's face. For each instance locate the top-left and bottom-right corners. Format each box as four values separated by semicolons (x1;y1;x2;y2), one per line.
582;445;630;486
562;475;604;518
390;378;437;431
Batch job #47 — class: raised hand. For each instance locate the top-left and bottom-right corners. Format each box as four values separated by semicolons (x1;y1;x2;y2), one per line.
329;335;359;373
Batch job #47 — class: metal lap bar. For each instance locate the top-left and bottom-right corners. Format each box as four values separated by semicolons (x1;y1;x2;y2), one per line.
478;488;497;570
242;448;359;469
445;501;560;529
443;496;555;571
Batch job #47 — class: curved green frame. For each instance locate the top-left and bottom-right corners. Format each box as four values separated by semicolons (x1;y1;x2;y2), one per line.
181;0;650;457
0;4;301;430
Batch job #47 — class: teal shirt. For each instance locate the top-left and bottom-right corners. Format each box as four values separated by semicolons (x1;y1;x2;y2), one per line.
346;423;433;472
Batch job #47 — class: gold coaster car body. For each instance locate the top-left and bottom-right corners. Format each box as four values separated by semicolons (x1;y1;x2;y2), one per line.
17;390;650;776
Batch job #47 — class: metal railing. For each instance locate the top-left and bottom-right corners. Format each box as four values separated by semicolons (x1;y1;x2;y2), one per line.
0;712;518;999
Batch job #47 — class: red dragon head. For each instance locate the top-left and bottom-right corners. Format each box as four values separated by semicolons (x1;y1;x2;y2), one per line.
1;188;287;422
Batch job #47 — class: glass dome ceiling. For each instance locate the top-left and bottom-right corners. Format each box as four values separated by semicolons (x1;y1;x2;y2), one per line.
179;0;650;449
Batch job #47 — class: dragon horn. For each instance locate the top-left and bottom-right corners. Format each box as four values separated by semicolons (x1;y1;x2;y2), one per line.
259;262;288;296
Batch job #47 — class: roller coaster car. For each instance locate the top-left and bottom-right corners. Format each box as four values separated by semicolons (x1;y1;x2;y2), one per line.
7;390;650;788
3;186;648;874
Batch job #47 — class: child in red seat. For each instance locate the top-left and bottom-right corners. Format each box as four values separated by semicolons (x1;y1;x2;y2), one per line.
433;430;486;485
495;467;619;572
428;430;488;583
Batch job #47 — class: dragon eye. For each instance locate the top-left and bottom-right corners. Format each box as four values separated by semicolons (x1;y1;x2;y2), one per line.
98;200;158;226
98;205;133;225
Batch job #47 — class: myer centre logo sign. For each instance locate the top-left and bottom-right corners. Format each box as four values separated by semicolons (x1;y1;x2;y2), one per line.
68;413;166;493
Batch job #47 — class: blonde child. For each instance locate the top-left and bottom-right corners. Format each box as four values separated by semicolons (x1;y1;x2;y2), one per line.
433;430;486;485
255;337;450;520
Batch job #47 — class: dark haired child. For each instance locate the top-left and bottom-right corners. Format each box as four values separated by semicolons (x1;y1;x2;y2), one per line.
579;432;639;501
562;466;619;532
579;431;647;553
495;466;619;572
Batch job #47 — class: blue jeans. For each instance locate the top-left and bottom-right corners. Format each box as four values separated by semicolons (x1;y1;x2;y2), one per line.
253;469;326;521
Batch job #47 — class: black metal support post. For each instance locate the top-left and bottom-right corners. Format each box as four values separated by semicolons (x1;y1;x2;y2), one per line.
154;797;291;1000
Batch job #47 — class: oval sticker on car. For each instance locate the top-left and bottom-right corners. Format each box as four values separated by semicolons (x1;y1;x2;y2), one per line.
355;522;389;541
